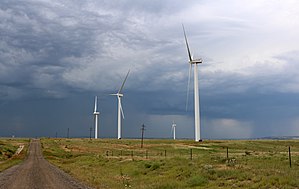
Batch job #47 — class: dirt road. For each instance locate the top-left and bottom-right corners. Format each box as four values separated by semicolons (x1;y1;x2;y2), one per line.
0;139;92;189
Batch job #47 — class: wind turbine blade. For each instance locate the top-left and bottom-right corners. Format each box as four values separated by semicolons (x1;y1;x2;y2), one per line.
182;24;192;62
120;101;125;119
118;70;130;94
94;96;97;112
186;64;192;111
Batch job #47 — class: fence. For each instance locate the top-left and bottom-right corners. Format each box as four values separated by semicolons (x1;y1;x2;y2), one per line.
102;146;296;168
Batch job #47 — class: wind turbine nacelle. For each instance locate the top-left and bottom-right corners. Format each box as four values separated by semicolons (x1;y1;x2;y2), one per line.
93;112;100;115
191;59;202;64
118;93;123;97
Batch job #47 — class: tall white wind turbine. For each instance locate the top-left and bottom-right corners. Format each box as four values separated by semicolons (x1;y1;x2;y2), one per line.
183;25;203;142
93;96;100;139
111;70;130;139
171;121;176;140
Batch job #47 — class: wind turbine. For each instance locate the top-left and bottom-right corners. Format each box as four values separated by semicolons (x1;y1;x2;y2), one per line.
171;121;176;140
183;25;203;142
93;96;100;139
110;70;130;139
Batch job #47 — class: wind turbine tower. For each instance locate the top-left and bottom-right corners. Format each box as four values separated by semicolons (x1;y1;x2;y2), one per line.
93;96;100;139
183;25;203;142
111;70;130;139
171;121;176;140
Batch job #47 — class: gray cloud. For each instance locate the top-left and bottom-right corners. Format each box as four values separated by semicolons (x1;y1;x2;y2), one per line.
1;0;299;139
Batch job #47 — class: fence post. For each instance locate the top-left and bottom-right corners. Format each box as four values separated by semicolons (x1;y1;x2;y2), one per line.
131;151;134;159
146;150;148;159
164;150;167;158
227;147;229;160
190;149;193;160
289;146;292;168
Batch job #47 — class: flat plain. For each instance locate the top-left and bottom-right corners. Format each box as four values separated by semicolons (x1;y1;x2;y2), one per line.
41;138;299;189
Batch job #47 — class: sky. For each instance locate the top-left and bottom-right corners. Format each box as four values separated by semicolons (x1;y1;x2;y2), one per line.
1;0;299;139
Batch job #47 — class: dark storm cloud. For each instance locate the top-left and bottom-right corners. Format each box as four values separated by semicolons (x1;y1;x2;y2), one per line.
0;1;97;98
0;0;189;99
1;0;299;139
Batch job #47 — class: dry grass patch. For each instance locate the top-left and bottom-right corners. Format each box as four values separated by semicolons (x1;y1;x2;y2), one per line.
0;138;29;172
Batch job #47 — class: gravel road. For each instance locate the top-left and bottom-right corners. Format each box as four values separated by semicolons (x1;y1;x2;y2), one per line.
0;139;93;189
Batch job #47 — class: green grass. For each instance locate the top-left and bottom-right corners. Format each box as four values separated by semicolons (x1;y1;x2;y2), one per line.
0;138;29;172
41;138;299;188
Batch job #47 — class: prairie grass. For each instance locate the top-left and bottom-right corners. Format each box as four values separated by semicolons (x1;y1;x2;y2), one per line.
0;138;29;171
41;138;299;188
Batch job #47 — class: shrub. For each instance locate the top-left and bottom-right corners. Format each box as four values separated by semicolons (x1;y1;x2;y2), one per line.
154;183;178;189
151;163;160;171
187;175;208;187
144;163;152;169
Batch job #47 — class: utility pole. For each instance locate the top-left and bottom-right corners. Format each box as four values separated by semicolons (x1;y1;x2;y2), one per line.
89;127;92;140
141;124;146;148
67;128;70;138
55;132;58;138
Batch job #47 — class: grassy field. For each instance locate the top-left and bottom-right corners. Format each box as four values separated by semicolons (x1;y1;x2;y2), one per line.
0;138;29;172
41;138;299;189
